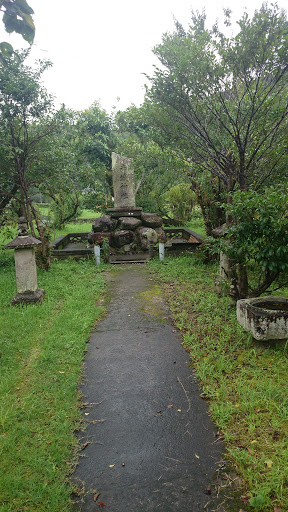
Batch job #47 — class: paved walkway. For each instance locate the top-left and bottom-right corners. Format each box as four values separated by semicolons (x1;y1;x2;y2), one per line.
72;266;223;511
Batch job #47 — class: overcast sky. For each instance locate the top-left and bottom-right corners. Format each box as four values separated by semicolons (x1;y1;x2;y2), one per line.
1;0;287;113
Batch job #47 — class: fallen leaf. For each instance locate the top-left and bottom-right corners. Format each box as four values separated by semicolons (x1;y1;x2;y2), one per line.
108;464;115;468
247;448;253;455
265;460;273;468
81;442;89;450
94;492;101;502
240;495;251;502
98;502;106;508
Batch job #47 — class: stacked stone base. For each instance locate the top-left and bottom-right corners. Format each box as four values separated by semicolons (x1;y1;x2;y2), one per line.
12;288;45;306
88;212;166;257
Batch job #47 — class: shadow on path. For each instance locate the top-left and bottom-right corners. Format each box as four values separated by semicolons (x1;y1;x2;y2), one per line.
72;266;224;511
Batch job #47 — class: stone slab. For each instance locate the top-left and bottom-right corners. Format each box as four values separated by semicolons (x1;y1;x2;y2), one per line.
14;248;38;293
107;207;142;218
111;152;136;209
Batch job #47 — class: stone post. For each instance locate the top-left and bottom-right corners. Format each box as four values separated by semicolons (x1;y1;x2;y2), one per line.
5;217;45;305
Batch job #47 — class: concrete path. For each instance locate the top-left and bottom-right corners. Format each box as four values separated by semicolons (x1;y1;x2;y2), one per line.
72;266;223;511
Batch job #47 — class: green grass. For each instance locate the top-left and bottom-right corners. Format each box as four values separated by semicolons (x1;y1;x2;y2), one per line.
51;222;93;241
0;259;106;511
186;217;206;237
150;255;288;512
77;209;99;219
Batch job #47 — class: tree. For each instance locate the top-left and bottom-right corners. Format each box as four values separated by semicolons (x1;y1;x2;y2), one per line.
146;3;288;192
0;50;56;227
0;50;68;267
145;3;288;297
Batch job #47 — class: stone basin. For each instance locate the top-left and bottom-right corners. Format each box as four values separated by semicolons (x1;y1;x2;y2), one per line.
236;296;288;341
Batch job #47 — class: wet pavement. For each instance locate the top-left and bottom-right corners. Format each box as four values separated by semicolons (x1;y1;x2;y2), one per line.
72;266;224;511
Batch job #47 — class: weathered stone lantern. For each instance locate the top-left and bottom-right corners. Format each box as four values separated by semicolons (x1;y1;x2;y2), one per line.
5;217;45;305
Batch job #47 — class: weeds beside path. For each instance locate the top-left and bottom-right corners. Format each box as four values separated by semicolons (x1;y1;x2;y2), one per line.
0;259;105;512
151;255;288;512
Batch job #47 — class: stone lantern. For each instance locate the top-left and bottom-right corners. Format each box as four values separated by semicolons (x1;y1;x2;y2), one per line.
5;217;45;305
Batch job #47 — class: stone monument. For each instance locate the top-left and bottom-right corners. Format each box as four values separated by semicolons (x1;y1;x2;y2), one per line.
87;152;166;262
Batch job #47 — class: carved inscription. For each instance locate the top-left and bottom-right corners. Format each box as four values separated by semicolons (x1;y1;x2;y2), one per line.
112;152;136;208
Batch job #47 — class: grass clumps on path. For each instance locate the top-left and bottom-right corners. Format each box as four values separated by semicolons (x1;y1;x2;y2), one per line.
150;255;288;512
0;259;105;511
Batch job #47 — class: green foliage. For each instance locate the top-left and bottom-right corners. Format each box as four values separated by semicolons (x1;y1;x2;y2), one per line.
0;0;35;63
223;186;288;275
80;183;106;210
146;4;288;192
50;191;81;230
0;0;34;43
164;183;194;223
102;237;110;263
0;49;55;237
75;102;116;199
249;493;267;509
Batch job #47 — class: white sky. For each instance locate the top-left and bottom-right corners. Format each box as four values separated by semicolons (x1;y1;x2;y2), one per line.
1;0;287;113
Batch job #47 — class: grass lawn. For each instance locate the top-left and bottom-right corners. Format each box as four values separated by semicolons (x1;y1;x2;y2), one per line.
0;257;106;511
150;255;288;512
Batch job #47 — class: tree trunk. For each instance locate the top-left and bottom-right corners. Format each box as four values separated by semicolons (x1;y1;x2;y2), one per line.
237;263;249;299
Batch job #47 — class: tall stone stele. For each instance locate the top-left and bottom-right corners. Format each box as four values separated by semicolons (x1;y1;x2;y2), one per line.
107;152;142;218
5;217;45;306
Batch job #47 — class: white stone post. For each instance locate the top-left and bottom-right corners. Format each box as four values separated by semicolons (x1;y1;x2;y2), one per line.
159;242;165;261
94;245;101;265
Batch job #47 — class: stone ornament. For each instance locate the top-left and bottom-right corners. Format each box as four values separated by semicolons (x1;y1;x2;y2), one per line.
5;217;45;305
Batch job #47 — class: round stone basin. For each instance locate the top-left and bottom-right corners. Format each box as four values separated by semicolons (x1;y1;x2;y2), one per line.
236;296;288;341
